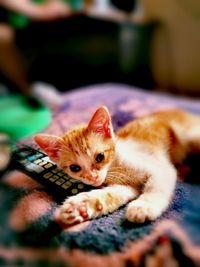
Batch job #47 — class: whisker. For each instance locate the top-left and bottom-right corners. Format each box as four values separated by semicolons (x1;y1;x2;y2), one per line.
109;167;124;170
106;173;128;179
107;171;128;178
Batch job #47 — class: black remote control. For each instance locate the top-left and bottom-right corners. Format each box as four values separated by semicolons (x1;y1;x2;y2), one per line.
10;144;94;200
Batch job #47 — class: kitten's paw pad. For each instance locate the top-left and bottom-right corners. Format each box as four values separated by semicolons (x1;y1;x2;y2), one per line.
60;198;90;224
126;200;160;223
59;194;103;225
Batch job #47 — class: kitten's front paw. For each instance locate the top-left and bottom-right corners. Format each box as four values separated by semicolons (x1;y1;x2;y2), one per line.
59;193;103;225
126;200;161;223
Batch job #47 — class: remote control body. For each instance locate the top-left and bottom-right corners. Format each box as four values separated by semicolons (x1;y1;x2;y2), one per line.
10;145;93;199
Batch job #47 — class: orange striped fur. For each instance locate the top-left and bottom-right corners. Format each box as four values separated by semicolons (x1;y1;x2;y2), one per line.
35;107;200;225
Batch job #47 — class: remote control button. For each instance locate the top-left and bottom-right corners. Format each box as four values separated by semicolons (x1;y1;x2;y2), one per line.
19;159;29;165
28;153;44;161
69;178;77;183
77;184;84;189
44;163;53;169
39;161;47;166
55;178;65;185
62;181;72;189
71;188;78;194
52;168;60;173
43;172;53;179
19;151;32;157
58;172;64;177
26;163;44;173
50;175;59;182
62;175;70;180
34;159;42;164
62;175;70;181
42;156;54;163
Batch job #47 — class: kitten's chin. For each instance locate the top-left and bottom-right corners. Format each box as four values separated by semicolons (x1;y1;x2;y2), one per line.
79;178;104;187
93;180;104;187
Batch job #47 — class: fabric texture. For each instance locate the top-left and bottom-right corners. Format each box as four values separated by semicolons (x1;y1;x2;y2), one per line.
1;83;200;266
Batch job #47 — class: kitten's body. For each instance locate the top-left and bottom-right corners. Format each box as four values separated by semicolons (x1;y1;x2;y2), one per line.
35;108;200;225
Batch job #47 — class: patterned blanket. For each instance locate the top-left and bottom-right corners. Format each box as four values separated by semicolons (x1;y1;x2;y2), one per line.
1;83;200;266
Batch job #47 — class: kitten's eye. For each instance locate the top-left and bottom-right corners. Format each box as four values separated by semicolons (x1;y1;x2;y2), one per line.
96;153;104;163
69;164;81;173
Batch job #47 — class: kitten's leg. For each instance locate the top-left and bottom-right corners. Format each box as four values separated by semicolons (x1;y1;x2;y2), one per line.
186;124;200;154
126;162;177;223
59;185;138;225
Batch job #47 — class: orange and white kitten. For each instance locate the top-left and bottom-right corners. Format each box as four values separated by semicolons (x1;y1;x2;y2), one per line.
35;107;200;225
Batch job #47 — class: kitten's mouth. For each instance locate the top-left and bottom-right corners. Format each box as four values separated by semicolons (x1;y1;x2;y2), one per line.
81;175;105;187
92;178;104;187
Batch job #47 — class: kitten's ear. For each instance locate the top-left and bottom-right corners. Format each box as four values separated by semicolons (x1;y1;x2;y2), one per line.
87;106;113;138
34;134;63;162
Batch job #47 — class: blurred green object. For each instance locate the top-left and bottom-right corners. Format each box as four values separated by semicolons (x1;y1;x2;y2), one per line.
66;0;83;10
8;0;83;28
0;94;51;141
7;14;29;29
8;0;45;29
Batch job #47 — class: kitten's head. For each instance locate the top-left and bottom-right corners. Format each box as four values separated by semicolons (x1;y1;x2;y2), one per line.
34;106;116;186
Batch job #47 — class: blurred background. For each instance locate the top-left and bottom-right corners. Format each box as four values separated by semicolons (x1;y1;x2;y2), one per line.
0;0;198;97
0;1;200;263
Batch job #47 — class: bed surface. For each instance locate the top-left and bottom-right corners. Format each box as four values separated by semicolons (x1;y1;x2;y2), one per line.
1;83;200;266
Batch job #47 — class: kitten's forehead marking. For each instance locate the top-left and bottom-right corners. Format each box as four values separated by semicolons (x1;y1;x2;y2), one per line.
63;129;89;154
86;148;92;157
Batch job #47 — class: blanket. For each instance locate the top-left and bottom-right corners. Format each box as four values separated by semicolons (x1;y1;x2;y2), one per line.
1;83;200;266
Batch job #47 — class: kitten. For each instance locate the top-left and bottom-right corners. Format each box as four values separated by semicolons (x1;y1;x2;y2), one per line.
34;107;200;225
